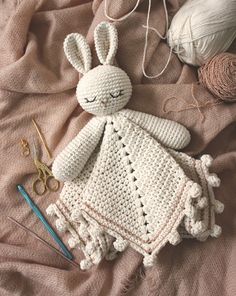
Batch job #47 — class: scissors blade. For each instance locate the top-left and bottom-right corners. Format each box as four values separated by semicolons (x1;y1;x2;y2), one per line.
32;139;40;161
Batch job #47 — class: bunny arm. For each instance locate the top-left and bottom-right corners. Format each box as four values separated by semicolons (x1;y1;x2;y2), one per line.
120;109;191;150
52;117;106;182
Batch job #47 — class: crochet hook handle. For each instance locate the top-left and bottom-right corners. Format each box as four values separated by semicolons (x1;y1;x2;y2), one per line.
17;184;73;260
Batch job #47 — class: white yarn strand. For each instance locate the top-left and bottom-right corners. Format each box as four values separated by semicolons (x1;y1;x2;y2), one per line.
104;0;172;79
104;0;142;22
142;0;172;79
142;27;172;79
142;0;168;40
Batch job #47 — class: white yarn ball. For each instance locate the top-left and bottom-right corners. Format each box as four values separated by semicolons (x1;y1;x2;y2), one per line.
76;65;132;116
167;0;236;66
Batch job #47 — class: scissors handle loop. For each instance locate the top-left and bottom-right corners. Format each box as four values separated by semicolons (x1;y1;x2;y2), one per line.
33;178;47;196
46;176;60;192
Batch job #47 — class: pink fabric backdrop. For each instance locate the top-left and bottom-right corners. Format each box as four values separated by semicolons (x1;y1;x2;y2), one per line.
0;0;236;295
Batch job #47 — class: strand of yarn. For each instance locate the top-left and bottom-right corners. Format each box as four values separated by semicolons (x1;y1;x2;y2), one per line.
104;0;172;79
141;0;172;79
198;53;236;102
104;0;141;22
162;84;223;122
167;0;236;66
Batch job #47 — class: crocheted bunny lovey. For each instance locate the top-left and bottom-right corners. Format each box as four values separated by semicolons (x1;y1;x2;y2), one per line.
47;22;224;270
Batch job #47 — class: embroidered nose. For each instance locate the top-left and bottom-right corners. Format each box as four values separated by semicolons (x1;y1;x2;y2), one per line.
101;98;108;106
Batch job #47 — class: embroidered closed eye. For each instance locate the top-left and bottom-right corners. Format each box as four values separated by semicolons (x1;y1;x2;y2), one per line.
84;96;96;103
110;90;124;98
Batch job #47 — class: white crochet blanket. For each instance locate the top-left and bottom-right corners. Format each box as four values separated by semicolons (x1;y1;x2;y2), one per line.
47;110;223;269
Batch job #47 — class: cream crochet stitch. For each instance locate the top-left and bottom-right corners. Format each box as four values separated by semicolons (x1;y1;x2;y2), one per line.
47;22;224;270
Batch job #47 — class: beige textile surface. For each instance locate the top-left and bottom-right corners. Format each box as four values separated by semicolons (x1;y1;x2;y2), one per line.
0;0;236;295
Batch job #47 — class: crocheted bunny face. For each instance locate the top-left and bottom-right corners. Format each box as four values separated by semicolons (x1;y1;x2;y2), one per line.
64;22;132;116
76;65;132;116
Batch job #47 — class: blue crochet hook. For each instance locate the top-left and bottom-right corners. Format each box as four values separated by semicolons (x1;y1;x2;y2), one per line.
17;184;73;260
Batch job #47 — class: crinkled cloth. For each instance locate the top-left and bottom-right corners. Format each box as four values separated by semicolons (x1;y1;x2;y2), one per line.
0;0;236;295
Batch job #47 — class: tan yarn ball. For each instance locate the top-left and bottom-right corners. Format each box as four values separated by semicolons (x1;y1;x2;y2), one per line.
198;53;236;102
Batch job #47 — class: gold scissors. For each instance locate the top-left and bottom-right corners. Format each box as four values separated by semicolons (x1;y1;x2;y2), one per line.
32;142;60;196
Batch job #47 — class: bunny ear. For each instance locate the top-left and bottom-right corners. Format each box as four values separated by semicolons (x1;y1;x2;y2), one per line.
94;22;118;65
64;33;92;74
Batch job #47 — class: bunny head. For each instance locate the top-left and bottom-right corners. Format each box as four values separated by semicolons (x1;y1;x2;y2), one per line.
64;22;132;116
